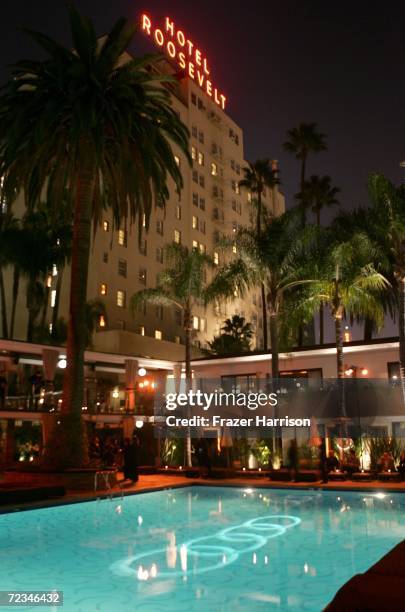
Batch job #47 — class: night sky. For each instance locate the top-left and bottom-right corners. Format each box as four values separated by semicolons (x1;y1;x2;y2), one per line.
1;0;405;214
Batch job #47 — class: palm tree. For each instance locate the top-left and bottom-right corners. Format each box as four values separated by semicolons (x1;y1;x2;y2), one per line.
300;230;389;415
239;159;279;350
207;315;253;356
209;212;307;379
366;174;405;399
0;7;189;467
296;175;340;343
131;243;216;466
0;211;18;338
283;123;327;226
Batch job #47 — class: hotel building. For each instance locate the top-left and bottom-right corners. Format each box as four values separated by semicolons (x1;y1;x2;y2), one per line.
3;15;285;360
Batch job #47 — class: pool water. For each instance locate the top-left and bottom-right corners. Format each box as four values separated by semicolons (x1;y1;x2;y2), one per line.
1;486;404;611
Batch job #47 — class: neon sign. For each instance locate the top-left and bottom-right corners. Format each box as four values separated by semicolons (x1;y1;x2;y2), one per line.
141;14;227;110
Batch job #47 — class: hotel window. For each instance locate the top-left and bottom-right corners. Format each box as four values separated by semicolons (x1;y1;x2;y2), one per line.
247;192;252;203
198;130;204;144
213;185;219;198
211;162;218;176
198;151;204;166
199;243;206;254
142;213;147;228
174;229;181;244
139;268;147;285
175;335;181;344
193;316;199;330
102;252;108;264
214;252;219;265
174;155;180;167
155;329;162;340
192;125;197;138
139;239;147;256
231;159;235;171
191;146;197;161
192;215;199;230
200;318;207;333
198;98;204;110
51;290;56;308
232;221;238;233
192;169;198;183
231;180;236;192
192;192;199;206
99;315;106;328
118;229;127;246
192;240;198;250
199;197;205;210
100;283;107;296
103;220;109;232
118;259;127;278
212;142;218;155
175;205;182;220
199;174;205;188
235;183;240;195
232;199;237;211
156;247;164;263
139;325;145;336
191;92;197;105
156;220;164;235
117;290;126;308
200;220;206;234
236;164;240;175
156;305;163;320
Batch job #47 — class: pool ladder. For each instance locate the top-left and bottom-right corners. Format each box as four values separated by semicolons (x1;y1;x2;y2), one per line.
94;470;124;502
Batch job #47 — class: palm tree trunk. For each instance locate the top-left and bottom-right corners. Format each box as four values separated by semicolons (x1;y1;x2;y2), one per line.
52;157;95;469
0;268;8;339
52;269;63;332
319;304;324;345
9;265;20;339
300;155;307;228
40;284;50;333
261;284;268;351
335;315;347;433
399;277;405;404
363;316;373;342
184;304;192;467
269;313;279;380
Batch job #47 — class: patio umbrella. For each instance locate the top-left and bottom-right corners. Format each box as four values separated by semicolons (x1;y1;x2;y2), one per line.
220;426;233;468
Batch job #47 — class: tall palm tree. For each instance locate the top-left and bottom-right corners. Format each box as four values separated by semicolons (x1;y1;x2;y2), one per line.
283;123;327;227
300;230;389;415
131;243;216;466
366;174;405;400
0;211;18;338
239;159;279;351
209;212;307;380
296;175;340;343
0;7;189;467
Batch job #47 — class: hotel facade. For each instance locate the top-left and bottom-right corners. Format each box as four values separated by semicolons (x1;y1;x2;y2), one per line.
3;14;285;362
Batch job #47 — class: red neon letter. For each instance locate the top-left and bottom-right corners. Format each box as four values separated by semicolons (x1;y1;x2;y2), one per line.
206;80;212;97
177;30;186;47
214;88;220;105
187;39;194;56
165;17;174;36
197;71;205;87
203;57;210;76
188;62;195;79
195;49;202;66
178;52;186;69
220;94;226;110
141;14;151;35
154;29;164;46
167;41;176;58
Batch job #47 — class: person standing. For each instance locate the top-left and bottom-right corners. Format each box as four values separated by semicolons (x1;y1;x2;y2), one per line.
123;435;139;483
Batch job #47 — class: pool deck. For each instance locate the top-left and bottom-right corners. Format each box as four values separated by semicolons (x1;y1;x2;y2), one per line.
1;473;405;513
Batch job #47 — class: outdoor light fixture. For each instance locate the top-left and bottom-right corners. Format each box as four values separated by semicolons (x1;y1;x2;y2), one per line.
138;367;147;377
135;420;144;429
57;356;67;369
345;367;354;376
360;368;368;375
112;388;119;399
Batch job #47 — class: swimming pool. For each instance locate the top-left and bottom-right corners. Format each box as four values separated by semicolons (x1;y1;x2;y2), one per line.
1;486;404;611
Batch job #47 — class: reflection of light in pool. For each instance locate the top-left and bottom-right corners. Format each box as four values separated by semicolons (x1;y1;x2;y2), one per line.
375;493;386;500
111;513;301;579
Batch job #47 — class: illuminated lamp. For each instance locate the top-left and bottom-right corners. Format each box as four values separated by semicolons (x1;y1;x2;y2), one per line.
135;420;144;429
138;367;147;377
360;368;368;376
57;356;67;369
345;367;354;376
